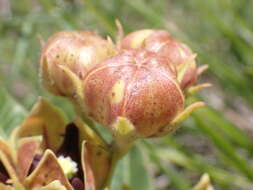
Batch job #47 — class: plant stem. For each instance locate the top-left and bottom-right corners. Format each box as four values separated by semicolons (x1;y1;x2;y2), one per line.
103;140;135;189
73;102;108;145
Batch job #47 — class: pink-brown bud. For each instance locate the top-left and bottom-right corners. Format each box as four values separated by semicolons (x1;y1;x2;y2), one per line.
121;29;198;89
40;31;115;97
82;49;184;137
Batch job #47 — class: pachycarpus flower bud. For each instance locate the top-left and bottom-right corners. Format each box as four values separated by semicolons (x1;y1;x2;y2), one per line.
40;31;115;97
82;49;185;137
121;29;198;90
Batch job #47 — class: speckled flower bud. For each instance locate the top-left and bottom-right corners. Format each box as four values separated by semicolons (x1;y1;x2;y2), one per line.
40;31;115;97
82;49;184;137
121;29;198;90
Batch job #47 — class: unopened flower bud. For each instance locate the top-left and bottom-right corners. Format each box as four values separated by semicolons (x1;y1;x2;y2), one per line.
82;49;184;137
121;29;198;89
40;31;115;97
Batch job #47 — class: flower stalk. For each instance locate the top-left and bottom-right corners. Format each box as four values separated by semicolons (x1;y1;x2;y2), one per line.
0;25;210;189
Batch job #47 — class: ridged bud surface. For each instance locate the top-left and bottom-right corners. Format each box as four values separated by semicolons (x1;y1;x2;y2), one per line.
40;31;114;96
82;50;184;137
121;29;197;89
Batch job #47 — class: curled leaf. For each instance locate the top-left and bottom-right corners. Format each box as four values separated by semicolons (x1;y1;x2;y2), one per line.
14;97;67;152
37;180;67;190
17;136;42;181
81;141;111;190
0;139;17;182
25;150;73;190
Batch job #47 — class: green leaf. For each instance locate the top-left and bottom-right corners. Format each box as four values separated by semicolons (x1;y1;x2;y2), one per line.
111;145;153;190
127;145;153;190
193;113;253;181
0;88;27;137
111;155;127;190
143;141;192;190
197;106;253;153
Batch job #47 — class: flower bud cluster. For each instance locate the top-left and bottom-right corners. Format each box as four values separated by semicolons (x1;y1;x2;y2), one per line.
39;27;207;139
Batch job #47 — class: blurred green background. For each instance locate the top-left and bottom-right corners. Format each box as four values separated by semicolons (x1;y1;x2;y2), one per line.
1;0;253;189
